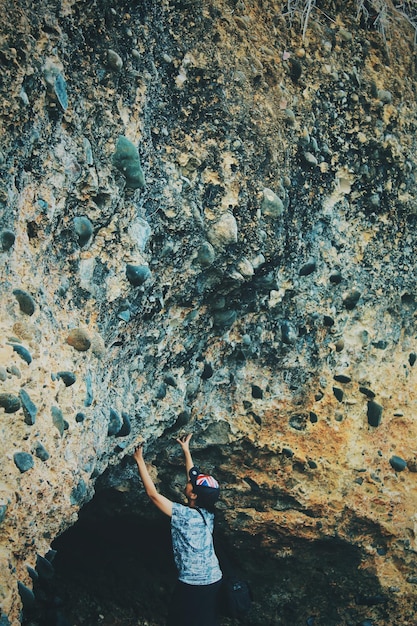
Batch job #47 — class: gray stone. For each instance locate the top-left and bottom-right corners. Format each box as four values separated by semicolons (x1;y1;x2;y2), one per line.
0;393;21;413
108;408;123;436
389;455;407;472
12;289;36;315
13;452;34;473
19;389;37;425
113;136;145;189
367;401;383;427
126;264;151;286
73;216;93;247
0;229;15;251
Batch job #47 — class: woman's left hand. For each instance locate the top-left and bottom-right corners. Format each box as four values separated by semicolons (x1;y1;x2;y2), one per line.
133;444;144;462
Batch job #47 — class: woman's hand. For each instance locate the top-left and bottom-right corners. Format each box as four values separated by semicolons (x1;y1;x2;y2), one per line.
133;444;144;463
176;433;192;452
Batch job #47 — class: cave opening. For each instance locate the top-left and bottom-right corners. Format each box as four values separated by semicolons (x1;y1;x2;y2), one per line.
23;485;390;626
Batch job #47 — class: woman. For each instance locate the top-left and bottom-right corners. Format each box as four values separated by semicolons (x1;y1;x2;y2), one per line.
133;434;222;626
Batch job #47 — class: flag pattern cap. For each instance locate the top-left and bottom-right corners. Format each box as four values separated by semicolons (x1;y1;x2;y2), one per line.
195;474;219;489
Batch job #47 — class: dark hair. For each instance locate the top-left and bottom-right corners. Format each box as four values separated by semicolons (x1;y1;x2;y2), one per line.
194;491;217;514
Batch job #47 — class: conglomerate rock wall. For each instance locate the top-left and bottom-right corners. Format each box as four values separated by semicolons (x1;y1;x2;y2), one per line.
0;0;416;624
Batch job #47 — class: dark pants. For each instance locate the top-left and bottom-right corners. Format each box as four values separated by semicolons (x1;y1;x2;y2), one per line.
166;579;222;626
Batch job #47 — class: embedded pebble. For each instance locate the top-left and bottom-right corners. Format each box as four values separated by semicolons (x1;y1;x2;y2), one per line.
377;89;392;104
126;264;151;286
389;455;407;472
12;289;36;315
108;408;123;436
299;258;316;276
10;344;32;364
409;353;416;366
333;387;344;402
8;365;21;378
335;339;344;352
57;371;76;387
329;271;342;284
0;367;7;381
343;289;361;309
281;320;297;345
359;386;375;399
1;229;15;251
54;73;68;110
197;242;216;266
303;152;318;166
324;315;334;327
251;385;263;399
155;383;167;398
85;373;93;406
164;374;177;387
309;412;318;423
73;216;93;247
52;406;65;436
66;328;91;351
13;452;34;473
367;401;383;427
107;49;123;71
19;389;37;425
0;504;7;524
207;213;238;248
75;412;85;423
261;188;284;218
113;136;145;189
34;443;50;461
333;374;351;383
0;393;21;413
201;363;213;380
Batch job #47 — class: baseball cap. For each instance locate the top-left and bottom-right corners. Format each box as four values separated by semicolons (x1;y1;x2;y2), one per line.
189;466;220;505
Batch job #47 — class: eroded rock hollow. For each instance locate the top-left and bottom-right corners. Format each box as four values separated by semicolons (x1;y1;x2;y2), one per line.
1;0;416;624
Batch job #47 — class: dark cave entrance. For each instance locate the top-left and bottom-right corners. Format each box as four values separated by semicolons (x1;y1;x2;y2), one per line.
24;486;391;626
50;490;176;626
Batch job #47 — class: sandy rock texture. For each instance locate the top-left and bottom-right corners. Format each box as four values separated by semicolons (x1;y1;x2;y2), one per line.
0;0;416;623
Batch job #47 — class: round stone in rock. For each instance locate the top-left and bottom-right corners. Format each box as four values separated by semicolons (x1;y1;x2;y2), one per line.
197;241;215;267
334;374;351;383
34;443;50;461
329;271;342;284
359;386;375;399
113;136;145;189
73;216;93;247
11;344;32;364
19;389;37;425
1;228;15;251
389;455;407;472
126;264;151;286
57;371;76;386
0;393;21;413
12;289;36;315
108;408;123;436
299;258;316;276
0;504;7;524
367;401;383;427
14;452;34;473
261;188;284;218
409;353;416;366
251;385;263;399
333;387;344;402
66;328;91;351
207;212;238;248
343;289;361;310
75;412;85;423
107;49;123;71
281;320;297;344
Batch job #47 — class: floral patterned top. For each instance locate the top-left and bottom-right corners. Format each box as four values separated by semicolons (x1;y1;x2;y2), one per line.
171;503;222;585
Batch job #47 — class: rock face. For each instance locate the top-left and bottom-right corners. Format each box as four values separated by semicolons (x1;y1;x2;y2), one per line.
0;0;416;624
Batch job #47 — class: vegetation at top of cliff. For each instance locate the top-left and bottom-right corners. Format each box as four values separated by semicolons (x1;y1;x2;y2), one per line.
285;0;417;46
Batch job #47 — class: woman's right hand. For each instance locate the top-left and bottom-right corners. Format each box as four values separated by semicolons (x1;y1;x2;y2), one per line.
176;433;192;451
